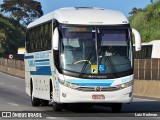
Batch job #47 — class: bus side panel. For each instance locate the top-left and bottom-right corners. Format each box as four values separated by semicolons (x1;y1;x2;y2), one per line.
33;75;51;100
25;71;31;96
25;53;35;96
32;50;52;100
25;51;53;101
52;71;61;103
50;61;60;102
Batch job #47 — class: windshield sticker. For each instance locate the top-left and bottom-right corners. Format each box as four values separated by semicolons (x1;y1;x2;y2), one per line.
91;65;98;74
99;65;105;72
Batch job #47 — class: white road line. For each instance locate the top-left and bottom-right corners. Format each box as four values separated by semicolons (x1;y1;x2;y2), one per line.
0;72;24;80
8;102;19;106
134;98;158;102
46;117;60;119
46;117;71;120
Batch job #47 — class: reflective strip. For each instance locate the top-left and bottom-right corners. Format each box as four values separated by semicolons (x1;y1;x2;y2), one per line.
65;79;114;87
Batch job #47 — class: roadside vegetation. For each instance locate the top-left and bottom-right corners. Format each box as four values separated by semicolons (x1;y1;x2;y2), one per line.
0;0;43;54
129;0;160;42
0;14;26;54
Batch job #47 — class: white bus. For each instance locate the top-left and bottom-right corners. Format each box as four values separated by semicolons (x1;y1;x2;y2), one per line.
134;40;160;59
25;7;141;112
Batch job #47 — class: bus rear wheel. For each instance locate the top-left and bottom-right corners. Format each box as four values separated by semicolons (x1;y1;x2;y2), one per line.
111;103;122;113
53;102;62;112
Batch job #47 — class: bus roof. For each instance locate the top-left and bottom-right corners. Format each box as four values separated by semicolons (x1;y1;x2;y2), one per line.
148;40;160;45
27;7;129;29
133;40;160;46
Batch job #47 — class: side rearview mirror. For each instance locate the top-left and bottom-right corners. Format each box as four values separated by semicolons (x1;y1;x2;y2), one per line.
132;28;141;51
52;27;59;50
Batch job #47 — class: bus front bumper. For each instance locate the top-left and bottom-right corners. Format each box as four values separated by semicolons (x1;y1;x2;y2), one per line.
59;84;133;103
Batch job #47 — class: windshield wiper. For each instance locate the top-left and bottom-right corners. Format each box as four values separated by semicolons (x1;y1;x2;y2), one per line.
79;52;93;78
104;56;119;77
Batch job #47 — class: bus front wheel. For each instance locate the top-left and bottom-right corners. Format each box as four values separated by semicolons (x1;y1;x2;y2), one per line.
41;100;49;106
111;103;122;113
53;102;62;112
31;83;40;106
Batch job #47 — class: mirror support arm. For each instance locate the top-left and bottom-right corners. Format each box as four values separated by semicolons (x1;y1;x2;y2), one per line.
132;28;141;51
53;28;59;50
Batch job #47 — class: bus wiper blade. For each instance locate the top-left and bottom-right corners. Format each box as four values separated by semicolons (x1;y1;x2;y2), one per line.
104;56;119;77
79;52;92;78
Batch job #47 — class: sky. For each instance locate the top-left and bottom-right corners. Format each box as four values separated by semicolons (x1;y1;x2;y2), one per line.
0;0;151;17
37;0;151;17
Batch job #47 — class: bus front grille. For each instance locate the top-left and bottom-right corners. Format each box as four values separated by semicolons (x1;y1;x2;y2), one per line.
75;86;120;92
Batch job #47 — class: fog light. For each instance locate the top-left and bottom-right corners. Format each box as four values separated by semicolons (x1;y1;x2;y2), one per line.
120;83;126;88
58;79;65;84
118;80;133;89
69;83;78;89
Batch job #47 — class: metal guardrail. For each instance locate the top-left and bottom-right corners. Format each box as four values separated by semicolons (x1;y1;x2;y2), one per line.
134;59;160;80
0;58;24;70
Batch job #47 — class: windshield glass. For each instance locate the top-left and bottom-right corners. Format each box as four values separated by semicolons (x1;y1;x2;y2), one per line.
98;28;132;75
59;26;97;74
59;25;132;77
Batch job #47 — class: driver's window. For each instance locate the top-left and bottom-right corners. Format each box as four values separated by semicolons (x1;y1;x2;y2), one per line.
62;38;82;64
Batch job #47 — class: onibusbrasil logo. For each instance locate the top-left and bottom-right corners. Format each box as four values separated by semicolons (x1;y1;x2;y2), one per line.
1;112;42;119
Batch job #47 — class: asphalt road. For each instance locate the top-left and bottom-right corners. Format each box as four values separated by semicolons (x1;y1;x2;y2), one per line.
0;72;160;120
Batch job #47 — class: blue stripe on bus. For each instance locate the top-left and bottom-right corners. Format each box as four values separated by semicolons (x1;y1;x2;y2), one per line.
30;66;51;75
65;79;114;87
25;55;34;59
35;59;49;62
30;71;51;75
35;61;50;66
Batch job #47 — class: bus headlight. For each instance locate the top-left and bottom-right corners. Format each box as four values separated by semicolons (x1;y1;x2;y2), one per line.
58;79;65;84
118;80;133;89
58;79;78;89
120;83;126;88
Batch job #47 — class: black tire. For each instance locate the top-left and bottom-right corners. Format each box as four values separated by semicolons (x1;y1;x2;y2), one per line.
111;103;122;113
85;103;93;108
41;100;49;106
50;80;54;103
53;102;62;112
31;83;40;106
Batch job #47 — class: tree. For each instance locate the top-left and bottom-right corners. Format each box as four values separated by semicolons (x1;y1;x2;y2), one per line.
150;0;158;3
0;33;6;42
0;32;6;54
129;0;160;42
0;13;26;54
129;7;143;15
0;0;43;25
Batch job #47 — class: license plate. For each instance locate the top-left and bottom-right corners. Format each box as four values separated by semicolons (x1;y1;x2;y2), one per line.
92;94;105;100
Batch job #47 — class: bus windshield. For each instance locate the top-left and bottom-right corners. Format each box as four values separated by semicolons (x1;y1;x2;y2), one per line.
59;25;132;78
